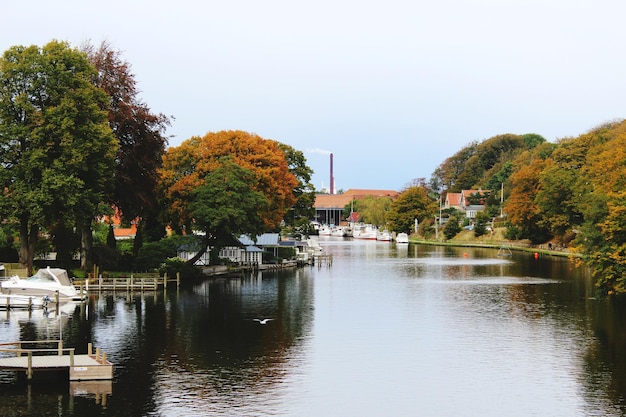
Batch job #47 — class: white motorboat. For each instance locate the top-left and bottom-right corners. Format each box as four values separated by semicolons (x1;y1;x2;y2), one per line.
0;293;49;309
353;224;378;240
1;267;85;301
318;225;332;236
331;226;351;237
395;232;409;244
377;230;392;242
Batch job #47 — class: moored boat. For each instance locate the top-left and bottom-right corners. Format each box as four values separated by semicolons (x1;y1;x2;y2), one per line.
395;232;409;244
353;224;378;240
1;267;86;301
376;229;392;241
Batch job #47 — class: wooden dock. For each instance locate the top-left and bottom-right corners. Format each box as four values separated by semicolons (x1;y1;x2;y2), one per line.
0;341;113;381
76;272;180;292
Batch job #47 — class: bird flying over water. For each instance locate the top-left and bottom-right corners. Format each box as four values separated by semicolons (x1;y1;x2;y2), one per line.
254;318;274;324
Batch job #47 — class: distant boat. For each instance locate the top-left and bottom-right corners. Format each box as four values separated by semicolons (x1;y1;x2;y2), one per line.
318;225;332;236
395;233;409;244
376;229;392;242
353;224;377;240
330;226;348;237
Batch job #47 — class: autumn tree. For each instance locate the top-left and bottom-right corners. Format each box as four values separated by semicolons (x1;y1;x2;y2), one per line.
0;41;117;274
83;41;171;246
160;130;298;258
573;121;626;294
387;186;437;233
503;156;551;243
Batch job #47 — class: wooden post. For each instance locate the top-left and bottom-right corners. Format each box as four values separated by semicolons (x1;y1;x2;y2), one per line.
96;347;101;361
27;351;33;380
5;295;9;310
164;272;168;290
58;340;63;356
55;290;60;309
177;272;180;287
70;349;74;366
102;352;107;364
88;342;93;356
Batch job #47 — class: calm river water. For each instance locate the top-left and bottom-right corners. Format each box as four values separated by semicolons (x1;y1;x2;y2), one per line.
0;240;625;416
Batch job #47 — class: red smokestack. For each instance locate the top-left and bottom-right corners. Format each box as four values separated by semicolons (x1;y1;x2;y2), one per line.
330;153;334;195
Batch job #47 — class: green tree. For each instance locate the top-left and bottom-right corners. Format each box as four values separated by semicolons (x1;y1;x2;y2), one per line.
348;195;393;227
0;41;117;274
278;143;316;236
473;211;489;237
187;157;269;265
387;186;437;233
443;216;461;240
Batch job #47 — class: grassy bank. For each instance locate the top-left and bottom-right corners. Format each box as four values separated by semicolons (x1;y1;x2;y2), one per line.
409;227;579;258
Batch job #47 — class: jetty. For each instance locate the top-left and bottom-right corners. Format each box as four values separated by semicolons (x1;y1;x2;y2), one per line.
78;272;180;292
0;340;113;381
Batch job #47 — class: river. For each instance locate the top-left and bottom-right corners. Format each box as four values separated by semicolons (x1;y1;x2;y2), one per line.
0;240;624;416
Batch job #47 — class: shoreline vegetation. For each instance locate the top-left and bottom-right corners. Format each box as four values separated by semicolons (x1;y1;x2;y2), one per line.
408;227;579;259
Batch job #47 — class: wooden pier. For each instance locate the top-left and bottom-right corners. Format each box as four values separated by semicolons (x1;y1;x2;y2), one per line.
0;340;113;381
315;254;333;267
77;272;180;292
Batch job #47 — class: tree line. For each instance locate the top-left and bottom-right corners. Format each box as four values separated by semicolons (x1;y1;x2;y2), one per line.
1;40;624;295
358;126;625;295
0;40;314;276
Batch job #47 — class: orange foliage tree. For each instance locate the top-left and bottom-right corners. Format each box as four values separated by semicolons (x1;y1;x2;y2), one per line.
160;130;298;234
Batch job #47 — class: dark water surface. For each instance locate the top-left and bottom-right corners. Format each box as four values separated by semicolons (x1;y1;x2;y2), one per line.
0;240;625;416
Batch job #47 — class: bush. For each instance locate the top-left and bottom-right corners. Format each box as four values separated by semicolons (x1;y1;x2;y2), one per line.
135;235;198;271
443;216;461;240
159;257;204;281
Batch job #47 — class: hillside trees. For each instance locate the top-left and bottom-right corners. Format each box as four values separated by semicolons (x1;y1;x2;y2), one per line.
160;130;299;262
0;41;118;274
431;133;546;194
573;121;626;293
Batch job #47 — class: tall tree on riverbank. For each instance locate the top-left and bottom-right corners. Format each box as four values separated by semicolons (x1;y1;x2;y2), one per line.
0;41;117;274
83;41;171;249
160;130;298;261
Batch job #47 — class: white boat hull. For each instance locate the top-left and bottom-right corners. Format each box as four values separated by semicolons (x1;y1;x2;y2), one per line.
1;267;85;301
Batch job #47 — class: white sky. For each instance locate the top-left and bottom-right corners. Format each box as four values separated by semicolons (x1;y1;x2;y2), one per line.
1;0;624;191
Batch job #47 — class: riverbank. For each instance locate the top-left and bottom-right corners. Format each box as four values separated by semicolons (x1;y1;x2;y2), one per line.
409;227;580;258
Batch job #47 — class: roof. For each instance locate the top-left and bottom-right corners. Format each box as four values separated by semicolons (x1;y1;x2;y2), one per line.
315;193;355;209
244;245;263;252
315;189;399;209
238;233;280;246
446;193;462;206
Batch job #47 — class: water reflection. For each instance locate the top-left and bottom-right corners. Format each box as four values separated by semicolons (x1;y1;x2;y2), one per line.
0;243;624;416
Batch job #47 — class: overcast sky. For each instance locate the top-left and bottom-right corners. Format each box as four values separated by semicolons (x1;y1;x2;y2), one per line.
2;0;624;191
